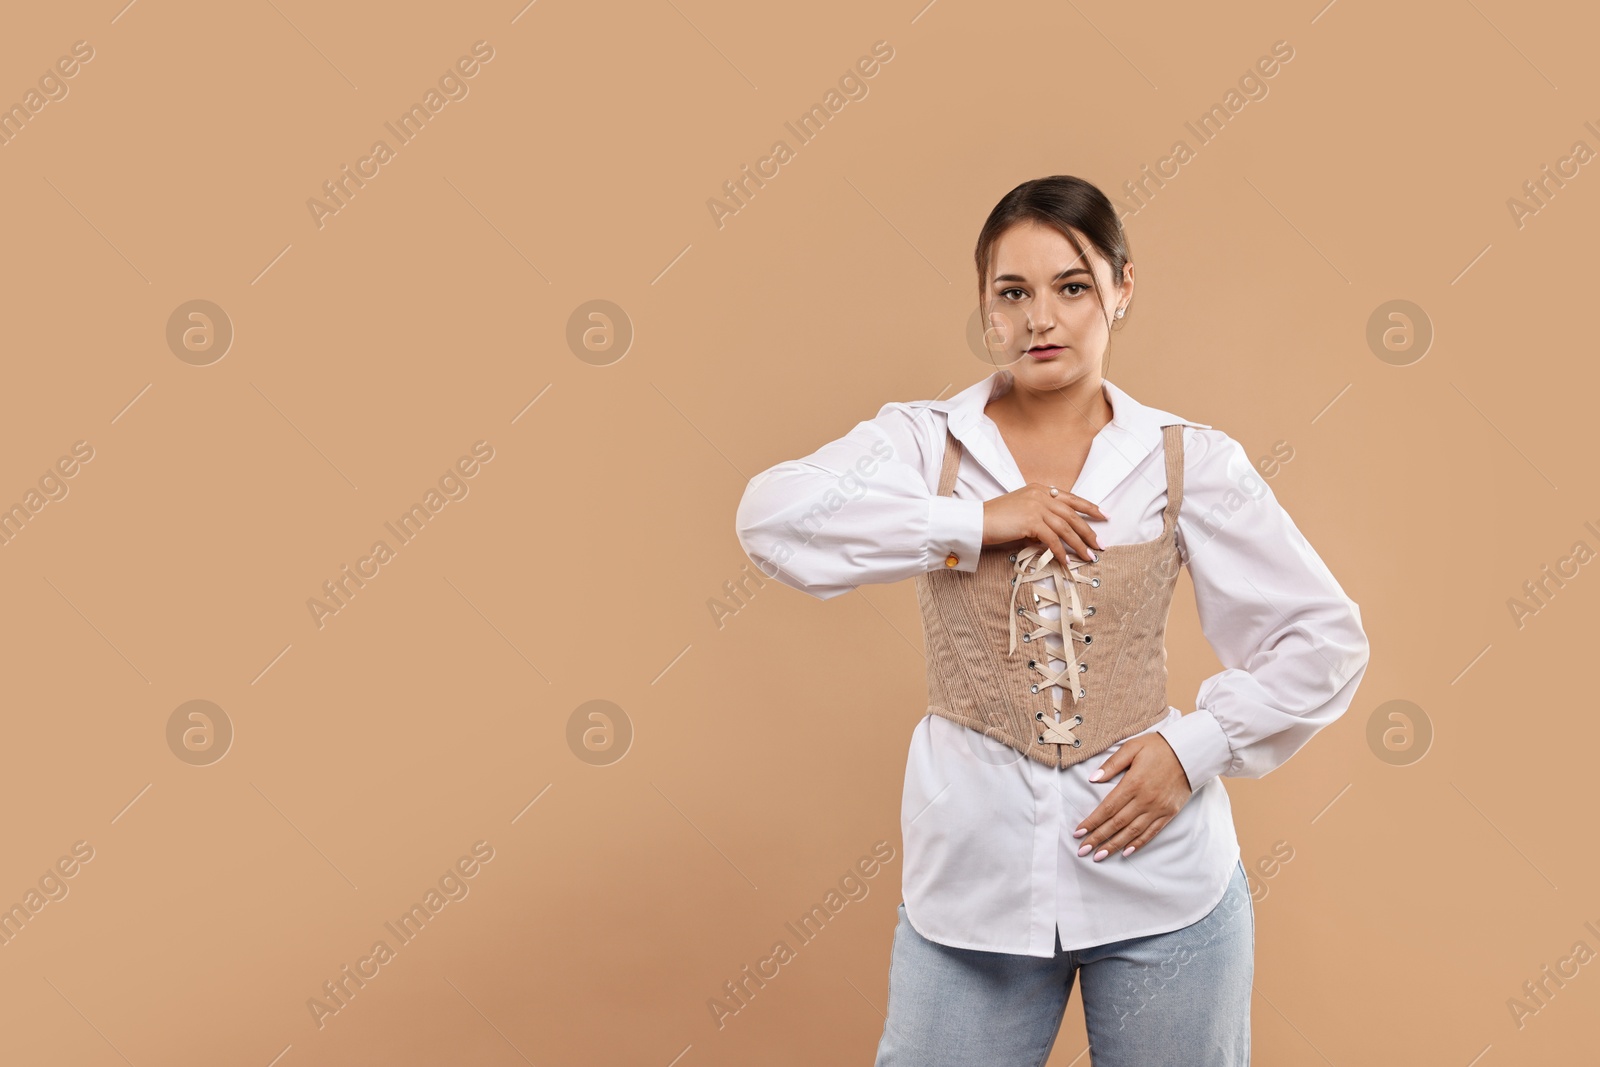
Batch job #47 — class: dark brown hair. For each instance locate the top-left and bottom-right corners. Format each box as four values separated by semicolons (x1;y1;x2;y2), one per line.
973;175;1131;365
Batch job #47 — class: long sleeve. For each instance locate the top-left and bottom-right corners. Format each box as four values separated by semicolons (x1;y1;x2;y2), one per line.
1156;430;1371;793
734;401;987;600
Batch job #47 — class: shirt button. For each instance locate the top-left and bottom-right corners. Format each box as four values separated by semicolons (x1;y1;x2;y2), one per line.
945;553;959;567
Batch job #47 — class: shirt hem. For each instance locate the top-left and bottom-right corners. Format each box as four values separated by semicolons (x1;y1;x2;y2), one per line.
903;846;1243;958
1056;846;1242;953
901;899;1048;956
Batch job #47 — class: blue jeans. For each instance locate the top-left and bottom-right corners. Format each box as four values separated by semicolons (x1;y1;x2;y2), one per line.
873;858;1254;1066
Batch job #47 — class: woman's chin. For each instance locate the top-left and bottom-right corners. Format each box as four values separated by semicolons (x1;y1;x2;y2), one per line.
1012;355;1084;384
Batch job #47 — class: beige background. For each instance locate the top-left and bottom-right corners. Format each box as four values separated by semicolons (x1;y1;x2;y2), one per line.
0;0;1595;1063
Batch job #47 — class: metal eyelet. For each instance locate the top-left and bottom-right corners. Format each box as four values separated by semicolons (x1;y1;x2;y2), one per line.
1085;606;1096;616
1090;578;1100;588
1022;633;1031;643
1030;685;1039;694
1083;635;1092;645
1036;712;1044;721
1011;577;1017;586
1072;738;1082;748
1028;660;1037;669
1078;663;1087;673
1017;608;1027;617
1038;735;1046;743
1008;553;1017;562
1077;688;1086;698
1072;715;1083;726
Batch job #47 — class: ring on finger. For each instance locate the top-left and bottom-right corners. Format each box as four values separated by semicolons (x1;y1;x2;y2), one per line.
1048;485;1059;497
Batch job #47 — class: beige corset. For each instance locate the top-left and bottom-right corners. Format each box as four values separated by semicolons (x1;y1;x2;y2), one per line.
914;423;1189;771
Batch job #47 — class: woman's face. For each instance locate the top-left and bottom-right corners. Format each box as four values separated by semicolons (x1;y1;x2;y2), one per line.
980;220;1132;389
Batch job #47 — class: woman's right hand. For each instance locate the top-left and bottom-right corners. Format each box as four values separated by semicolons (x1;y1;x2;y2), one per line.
982;484;1107;562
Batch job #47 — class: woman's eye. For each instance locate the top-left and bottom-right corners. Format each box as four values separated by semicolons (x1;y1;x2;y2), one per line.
1063;283;1089;296
1000;287;1024;300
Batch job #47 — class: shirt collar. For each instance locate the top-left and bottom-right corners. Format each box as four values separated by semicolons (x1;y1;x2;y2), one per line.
929;369;1210;500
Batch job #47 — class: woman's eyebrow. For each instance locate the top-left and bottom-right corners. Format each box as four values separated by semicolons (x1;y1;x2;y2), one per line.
992;267;1093;284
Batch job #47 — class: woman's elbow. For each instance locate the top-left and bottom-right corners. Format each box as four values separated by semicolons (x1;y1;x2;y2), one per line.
1335;599;1373;684
1350;597;1372;654
732;523;839;602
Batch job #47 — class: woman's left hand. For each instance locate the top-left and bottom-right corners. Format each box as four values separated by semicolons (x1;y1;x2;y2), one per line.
1073;734;1194;861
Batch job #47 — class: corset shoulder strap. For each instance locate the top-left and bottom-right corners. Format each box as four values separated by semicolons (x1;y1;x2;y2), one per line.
935;424;963;497
1159;423;1188;534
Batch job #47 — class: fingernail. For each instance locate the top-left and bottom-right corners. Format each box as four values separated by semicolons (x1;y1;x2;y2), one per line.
1088;769;1103;781
1077;844;1091;857
1122;846;1135;857
1073;827;1087;838
1093;849;1108;862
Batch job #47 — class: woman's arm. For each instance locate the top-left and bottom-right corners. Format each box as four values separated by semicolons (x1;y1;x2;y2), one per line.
1156;428;1372;793
734;401;986;600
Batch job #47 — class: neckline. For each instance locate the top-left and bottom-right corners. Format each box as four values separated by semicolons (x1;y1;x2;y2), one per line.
981;418;1179;563
980;378;1119;500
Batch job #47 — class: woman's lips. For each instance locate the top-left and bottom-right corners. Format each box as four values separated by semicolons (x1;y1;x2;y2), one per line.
1028;345;1064;360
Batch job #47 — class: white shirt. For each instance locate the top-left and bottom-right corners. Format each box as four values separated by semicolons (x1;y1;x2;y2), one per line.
734;370;1371;956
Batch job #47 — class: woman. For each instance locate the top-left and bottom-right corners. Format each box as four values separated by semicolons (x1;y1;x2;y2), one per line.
733;176;1370;1066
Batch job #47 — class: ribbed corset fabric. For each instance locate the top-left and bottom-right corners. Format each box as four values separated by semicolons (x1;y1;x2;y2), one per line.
914;423;1189;771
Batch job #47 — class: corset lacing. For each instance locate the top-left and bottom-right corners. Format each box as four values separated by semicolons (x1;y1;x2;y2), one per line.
1008;542;1100;748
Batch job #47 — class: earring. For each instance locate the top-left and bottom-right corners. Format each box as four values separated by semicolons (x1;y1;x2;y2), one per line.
1115;307;1125;319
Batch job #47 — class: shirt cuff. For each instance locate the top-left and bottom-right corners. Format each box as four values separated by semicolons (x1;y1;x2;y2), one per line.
927;495;984;573
1156;709;1234;792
